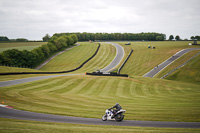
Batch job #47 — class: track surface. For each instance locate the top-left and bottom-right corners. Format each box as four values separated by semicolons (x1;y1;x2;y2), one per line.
0;44;200;128
0;74;84;87
100;42;124;72
143;48;200;77
0;106;199;128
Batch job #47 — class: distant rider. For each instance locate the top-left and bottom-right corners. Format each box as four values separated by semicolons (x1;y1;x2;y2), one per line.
109;103;122;118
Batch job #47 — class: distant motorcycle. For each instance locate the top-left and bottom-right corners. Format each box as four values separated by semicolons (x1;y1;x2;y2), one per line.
102;109;126;122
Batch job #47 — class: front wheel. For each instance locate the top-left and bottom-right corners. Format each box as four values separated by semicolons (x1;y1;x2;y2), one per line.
102;114;107;121
115;113;124;122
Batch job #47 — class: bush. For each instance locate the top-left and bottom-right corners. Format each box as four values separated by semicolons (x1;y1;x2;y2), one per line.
32;47;45;62
47;42;57;53
70;34;78;43
67;36;74;46
55;36;68;50
41;44;50;58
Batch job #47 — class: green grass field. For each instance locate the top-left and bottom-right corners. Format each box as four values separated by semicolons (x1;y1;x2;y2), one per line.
0;66;40;73
1;118;200;133
155;50;200;79
40;42;116;72
0;42;46;53
39;42;99;71
1;75;199;122
117;41;199;76
0;41;200;131
0;42;115;76
166;53;200;84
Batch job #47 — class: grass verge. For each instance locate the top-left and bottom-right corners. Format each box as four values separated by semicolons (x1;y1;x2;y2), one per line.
1;118;200;133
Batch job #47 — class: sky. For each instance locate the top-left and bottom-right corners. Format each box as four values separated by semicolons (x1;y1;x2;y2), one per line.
0;0;200;40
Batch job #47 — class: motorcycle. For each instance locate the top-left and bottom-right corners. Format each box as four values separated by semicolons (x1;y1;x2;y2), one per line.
102;109;126;122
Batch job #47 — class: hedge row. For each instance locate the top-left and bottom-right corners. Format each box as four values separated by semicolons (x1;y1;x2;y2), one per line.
61;32;166;41
0;34;78;68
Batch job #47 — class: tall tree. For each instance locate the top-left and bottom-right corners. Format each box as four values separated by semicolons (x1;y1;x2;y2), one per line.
0;36;9;41
169;35;174;40
190;36;195;40
195;36;200;41
175;35;180;41
43;34;51;42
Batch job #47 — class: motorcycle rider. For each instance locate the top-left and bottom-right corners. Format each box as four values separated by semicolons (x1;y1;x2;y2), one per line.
109;103;122;118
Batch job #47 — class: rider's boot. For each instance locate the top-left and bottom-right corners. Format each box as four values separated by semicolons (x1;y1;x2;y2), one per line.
111;112;115;118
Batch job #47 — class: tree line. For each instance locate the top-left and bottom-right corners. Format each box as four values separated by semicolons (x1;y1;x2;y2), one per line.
166;35;200;41
190;36;200;41
0;36;29;42
0;34;78;68
59;32;166;41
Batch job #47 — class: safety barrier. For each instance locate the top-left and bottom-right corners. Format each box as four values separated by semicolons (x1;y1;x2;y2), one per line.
86;72;128;77
117;49;133;74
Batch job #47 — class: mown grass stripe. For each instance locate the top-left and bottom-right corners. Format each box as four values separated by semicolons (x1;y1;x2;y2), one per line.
1;75;200;122
51;78;84;94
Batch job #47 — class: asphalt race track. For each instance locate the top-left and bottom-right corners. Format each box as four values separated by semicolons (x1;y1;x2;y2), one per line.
100;42;124;72
0;106;200;128
143;48;200;77
0;44;200;128
0;74;84;87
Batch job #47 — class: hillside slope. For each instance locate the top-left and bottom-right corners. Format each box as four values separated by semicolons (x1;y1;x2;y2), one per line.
166;53;200;85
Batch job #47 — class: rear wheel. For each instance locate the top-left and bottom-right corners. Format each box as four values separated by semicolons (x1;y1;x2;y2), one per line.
102;114;107;121
115;113;124;122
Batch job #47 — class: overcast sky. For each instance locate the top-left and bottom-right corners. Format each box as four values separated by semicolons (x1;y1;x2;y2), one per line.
0;0;200;40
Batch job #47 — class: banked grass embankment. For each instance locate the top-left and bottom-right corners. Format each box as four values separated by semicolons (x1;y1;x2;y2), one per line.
155;50;200;79
0;42;98;73
117;41;199;76
0;42;100;75
0;75;199;122
166;52;200;85
40;42;99;72
68;42;116;73
1;118;200;133
0;42;116;75
0;42;116;81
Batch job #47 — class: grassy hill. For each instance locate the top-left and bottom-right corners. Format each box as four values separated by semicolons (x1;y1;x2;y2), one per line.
166;53;200;85
1;75;199;122
39;42;99;72
40;42;116;73
117;41;199;76
0;41;200;132
0;42;116;81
